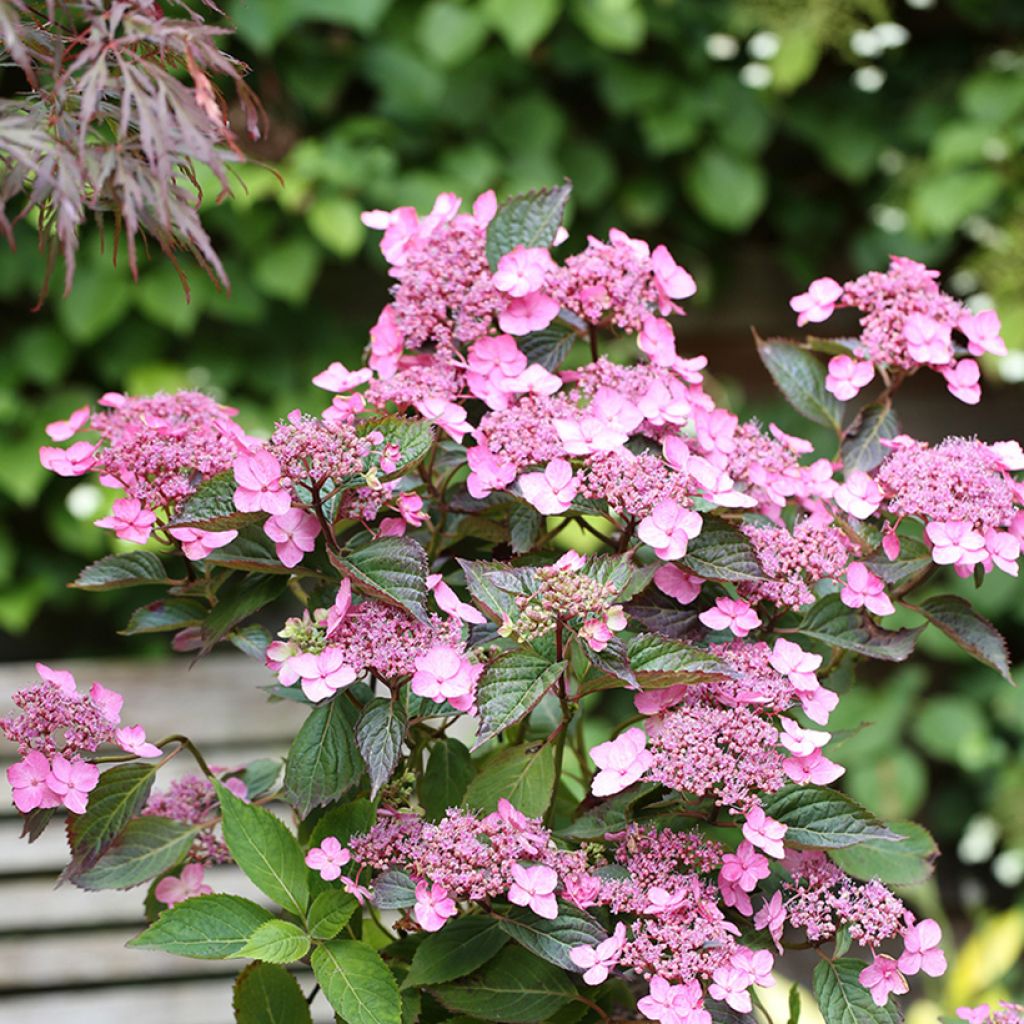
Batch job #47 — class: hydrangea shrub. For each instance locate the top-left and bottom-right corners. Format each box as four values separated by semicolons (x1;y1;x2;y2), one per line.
7;182;1022;1024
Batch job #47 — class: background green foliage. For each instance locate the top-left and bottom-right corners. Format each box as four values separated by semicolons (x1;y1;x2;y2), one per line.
1;0;1023;1009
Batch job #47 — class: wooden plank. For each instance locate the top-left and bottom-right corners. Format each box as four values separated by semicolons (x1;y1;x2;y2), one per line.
0;976;335;1024
0;654;308;747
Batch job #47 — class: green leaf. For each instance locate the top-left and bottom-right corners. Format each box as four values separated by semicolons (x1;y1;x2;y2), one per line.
306;195;365;258
864;537;933;590
420;737;475;820
483;0;560;55
312;939;403;1024
355;698;407;797
204;529;296;574
239;919;311;964
516;323;578;371
371;868;418;909
169;472;262;531
509;504;544;554
458;559;521;621
284;699;363;816
913;594;1013;683
485;182;573;270
762;785;902;849
129;895;274;959
333;537;429;622
430;945;576;1022
308;890;359;941
119;598;206;635
681;517;766;583
580;633;729;695
362;416;435;481
813;958;901;1024
840;403;899;474
755;335;842;431
797;593;923;662
233;962;313;1024
308;797;377;849
498;904;606;971
416;1;489;68
831;821;938;886
72;551;172;591
202;574;288;652
74;817;200;891
625;588;700;639
558;782;659;841
405;916;511;988
684;146;768;232
215;780;309;918
475;651;565;747
579;635;636;688
67;763;158;867
465;742;556;818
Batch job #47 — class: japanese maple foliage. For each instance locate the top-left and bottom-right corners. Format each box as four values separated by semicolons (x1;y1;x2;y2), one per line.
8;182;1022;1024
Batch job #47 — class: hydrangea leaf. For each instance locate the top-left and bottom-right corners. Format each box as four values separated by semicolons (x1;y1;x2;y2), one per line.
464;741;556;818
475;651;566;748
232;962;313;1024
119;598;206;635
404;916;511;988
333;537;430;622
755;334;843;431
311;939;403;1024
497;903;607;970
355;697;407;797
429;945;576;1022
419;737;475;820
830;821;939;886
841;402;899;473
912;594;1013;683
625;588;701;639
763;784;902;849
72;551;173;591
797;593;923;662
681;517;766;584
128;894;274;959
201;573;288;653
168;471;262;530
371;868;418;909
238;918;311;964
74;817;200;891
215;780;309;918
813;957;901;1024
509;503;544;554
516;322;578;371
283;699;363;817
485;182;572;269
360;416;435;481
307;890;359;941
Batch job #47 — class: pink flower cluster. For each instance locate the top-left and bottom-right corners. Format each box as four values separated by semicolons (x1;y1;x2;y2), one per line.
144;773;247;864
3;664;161;815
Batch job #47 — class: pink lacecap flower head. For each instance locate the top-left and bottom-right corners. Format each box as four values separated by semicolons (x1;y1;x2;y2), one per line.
638;975;709;1024
264;508;320;568
742;805;787;859
467;334;527;379
508;862;559;920
653;564;703;605
115;725;162;758
720;840;770;893
90;682;124;724
369;305;405;378
637;499;702;561
904;313;953;366
305;836;352;881
834;469;883;519
94;497;157;545
412;646;482;712
312;361;373;393
825;355;875;402
492;246;557;297
754;891;786;951
568;922;627;986
416;397;470;442
154;864;212;907
498;291;560;336
590;727;653;797
39;440;98;477
957;1007;992;1024
699;597;761;638
7;750;61;813
233;450;291;516
783;745;845;785
769;422;816;455
943;358;981;405
859;953;909;1007
985;529;1020;576
554;550;586;571
168;527;239;561
898;917;946;978
840;562;895;616
291;649;357;703
790;276;843;326
959;308;1006;357
518;458;578;515
414;880;457;932
45;404;91;442
427;573;487;625
768;637;822;691
46;754;100;814
466;446;517;499
925;520;987;569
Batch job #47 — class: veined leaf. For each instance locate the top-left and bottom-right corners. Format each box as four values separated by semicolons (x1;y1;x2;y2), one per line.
238;919;311;964
119;598;206;635
333;537;429;622
912;594;1012;683
497;903;607;970
284;699;362;816
830;821;938;886
67;762;158;868
681;517;765;583
485;182;572;269
420;737;475;820
129;894;273;959
797;593;922;662
74;817;200;891
465;742;555;818
73;551;172;591
312;939;403;1024
308;890;359;941
756;334;842;431
169;471;262;531
813;958;901;1024
763;784;902;849
355;697;407;797
841;402;899;473
404;916;510;988
233;962;312;1024
475;651;565;747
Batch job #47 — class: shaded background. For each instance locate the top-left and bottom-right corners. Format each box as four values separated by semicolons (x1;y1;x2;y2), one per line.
1;0;1023;1016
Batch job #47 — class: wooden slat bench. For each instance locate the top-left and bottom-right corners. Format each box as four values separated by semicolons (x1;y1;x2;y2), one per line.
0;655;336;1023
